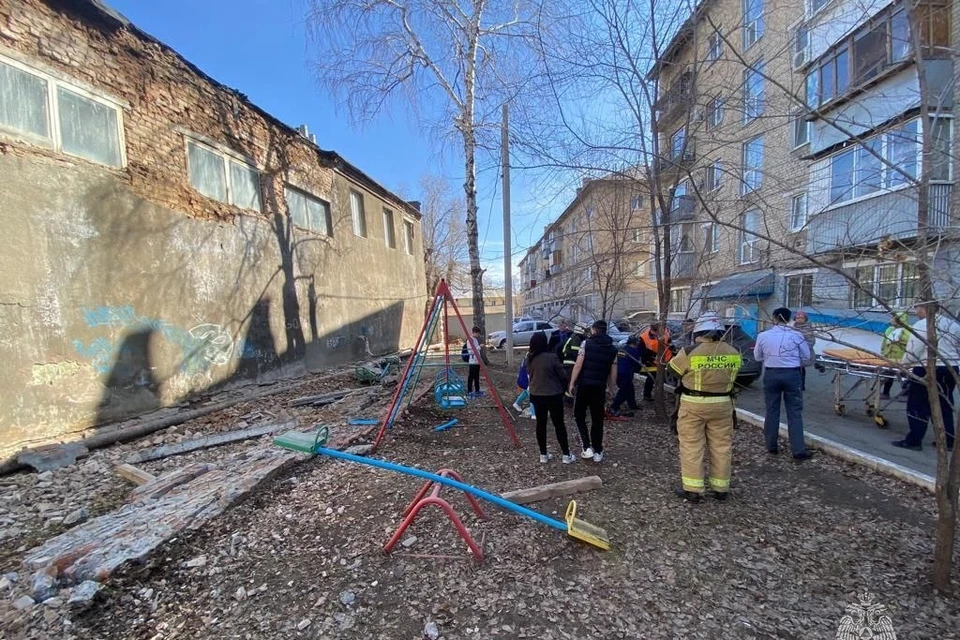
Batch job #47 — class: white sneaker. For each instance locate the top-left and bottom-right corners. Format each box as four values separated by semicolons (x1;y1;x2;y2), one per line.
512;402;522;412
593;451;604;463
581;447;595;459
539;453;553;464
562;454;577;464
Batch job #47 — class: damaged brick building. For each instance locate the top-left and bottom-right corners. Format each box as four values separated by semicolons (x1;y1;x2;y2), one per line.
0;0;428;460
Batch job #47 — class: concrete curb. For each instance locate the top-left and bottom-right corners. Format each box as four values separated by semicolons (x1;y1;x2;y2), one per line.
735;408;936;494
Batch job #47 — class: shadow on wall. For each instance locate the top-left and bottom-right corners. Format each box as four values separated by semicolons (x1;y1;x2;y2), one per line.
95;329;160;424
305;300;406;371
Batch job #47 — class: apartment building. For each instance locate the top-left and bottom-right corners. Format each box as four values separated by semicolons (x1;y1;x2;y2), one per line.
650;0;956;336
519;175;657;324
0;0;427;459
799;0;956;329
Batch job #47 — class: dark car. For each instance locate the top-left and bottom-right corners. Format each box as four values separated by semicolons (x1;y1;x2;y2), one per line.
618;320;761;387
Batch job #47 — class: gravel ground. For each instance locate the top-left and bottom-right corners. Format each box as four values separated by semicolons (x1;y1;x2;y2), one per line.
3;353;959;639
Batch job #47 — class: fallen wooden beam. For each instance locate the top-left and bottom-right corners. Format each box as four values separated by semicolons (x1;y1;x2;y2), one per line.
500;476;603;505
115;464;156;486
125;420;296;464
289;388;361;408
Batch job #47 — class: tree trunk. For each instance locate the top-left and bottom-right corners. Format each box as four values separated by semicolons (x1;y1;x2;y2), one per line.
462;127;485;337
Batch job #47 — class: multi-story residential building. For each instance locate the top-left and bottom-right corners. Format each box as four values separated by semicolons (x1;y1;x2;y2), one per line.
650;0;957;336
0;0;427;460
519;175;657;324
800;0;955;328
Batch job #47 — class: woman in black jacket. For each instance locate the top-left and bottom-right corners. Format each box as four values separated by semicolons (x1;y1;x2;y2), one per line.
526;331;576;464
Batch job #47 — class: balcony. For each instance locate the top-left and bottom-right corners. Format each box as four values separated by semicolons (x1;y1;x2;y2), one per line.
666;194;697;222
658;251;697;281
807;184;952;255
654;71;694;125
654;148;696;177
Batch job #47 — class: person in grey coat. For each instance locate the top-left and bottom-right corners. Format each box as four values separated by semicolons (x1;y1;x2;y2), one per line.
526;331;576;464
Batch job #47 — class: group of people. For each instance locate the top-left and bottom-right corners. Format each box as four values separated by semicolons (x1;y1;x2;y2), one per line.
515;320;620;464
502;299;959;503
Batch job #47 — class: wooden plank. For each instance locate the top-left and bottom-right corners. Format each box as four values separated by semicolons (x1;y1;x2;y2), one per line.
500;476;603;505
289;389;361;407
115;464;156;486
125;420;295;464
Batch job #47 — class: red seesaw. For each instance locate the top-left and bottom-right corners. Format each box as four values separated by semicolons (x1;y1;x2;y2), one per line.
383;468;487;561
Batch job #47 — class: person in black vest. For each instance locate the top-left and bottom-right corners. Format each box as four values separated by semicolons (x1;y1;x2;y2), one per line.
567;320;619;463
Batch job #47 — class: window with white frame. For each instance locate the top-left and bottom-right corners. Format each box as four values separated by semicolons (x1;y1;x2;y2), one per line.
704;160;722;191
404;220;415;255
741;135;764;194
808;0;830;16
792;21;810;68
382;207;397;249
706;96;724;130
632;228;644;243
790;193;808;230
851;262;918;309
742;64;765;122
792;112;810;148
284;186;332;236
630;193;643;210
826;118;948;205
708;30;723;61
740;209;761;264
0;57;124;168
785;274;814;307
670;288;689;313
670;181;688;214
678;222;695;252
350;190;367;237
186;139;262;211
635;260;646;276
702;222;720;253
743;0;765;49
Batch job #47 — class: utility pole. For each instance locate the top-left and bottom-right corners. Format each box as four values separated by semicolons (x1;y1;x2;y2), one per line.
502;103;514;368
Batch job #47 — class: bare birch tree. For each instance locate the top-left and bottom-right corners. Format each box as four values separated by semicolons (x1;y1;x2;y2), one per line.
307;0;542;335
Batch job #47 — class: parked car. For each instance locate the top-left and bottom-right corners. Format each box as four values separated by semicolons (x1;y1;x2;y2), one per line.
488;320;559;349
617;320;761;387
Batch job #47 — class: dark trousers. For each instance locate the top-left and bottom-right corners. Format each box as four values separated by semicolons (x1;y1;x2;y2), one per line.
881;377;894;396
530;394;570;456
905;366;957;448
574;385;606;453
762;368;806;456
467;365;481;393
799;367;806;391
642;372;655;400
611;377;638;412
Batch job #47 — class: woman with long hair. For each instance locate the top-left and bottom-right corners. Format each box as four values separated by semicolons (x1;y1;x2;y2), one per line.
526;331;575;464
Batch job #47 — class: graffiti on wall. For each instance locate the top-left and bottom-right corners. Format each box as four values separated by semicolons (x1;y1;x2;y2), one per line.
72;306;239;375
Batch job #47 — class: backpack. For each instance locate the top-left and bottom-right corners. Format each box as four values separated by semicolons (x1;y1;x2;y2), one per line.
461;342;470;362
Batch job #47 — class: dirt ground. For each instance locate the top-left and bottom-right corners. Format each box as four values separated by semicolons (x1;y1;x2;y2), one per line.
4;352;960;639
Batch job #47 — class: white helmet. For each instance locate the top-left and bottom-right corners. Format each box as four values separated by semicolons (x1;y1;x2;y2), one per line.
693;312;724;334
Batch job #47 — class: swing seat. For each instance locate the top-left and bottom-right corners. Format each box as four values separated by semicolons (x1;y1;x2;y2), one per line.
272;428;326;454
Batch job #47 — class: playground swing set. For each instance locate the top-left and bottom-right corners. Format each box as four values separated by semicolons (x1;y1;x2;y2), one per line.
273;280;610;557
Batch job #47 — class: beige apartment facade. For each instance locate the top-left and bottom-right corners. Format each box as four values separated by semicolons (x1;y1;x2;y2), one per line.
652;0;957;336
519;176;658;325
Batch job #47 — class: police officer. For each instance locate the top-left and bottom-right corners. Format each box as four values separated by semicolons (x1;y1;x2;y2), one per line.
668;313;742;503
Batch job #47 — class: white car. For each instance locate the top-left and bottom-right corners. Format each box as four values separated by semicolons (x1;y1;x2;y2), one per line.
488;320;559;349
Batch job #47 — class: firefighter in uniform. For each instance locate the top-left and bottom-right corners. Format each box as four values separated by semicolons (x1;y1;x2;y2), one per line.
668;313;742;503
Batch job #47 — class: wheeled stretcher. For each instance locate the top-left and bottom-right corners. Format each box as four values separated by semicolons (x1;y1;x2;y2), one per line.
816;348;900;428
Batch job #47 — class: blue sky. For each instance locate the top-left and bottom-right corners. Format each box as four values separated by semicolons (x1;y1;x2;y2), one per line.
107;0;560;286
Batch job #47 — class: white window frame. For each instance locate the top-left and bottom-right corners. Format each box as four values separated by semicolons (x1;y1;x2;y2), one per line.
742;63;765;123
403;219;415;255
702;222;720;253
849;261;919;309
632;228;644;243
634;260;646;277
350;190;368;238
743;0;765;50
284;184;332;237
184;135;262;212
382;207;397;249
740;209;761;265
670;180;688;214
0;53;127;168
705;160;722;192
791;19;810;70
807;0;831;18
670;287;690;314
707;29;724;62
790;192;808;231
792;112;811;148
741;135;764;194
630;193;643;210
